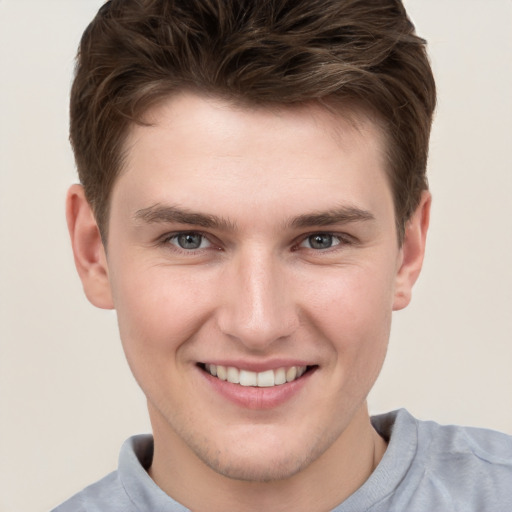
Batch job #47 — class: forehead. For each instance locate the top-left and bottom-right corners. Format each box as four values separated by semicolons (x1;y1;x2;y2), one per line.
135;93;384;152
114;92;393;226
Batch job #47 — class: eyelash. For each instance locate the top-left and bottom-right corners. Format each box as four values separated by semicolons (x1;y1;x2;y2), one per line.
294;232;355;252
158;231;355;254
160;231;216;253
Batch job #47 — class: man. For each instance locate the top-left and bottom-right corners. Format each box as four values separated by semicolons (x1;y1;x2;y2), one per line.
54;0;512;510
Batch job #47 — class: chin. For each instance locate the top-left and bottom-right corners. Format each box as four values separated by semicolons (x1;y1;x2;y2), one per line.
200;449;311;483
188;427;330;483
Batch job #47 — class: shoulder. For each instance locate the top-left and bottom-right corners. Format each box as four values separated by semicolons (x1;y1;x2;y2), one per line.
374;408;512;467
422;416;512;482
51;434;188;512
51;434;155;512
415;414;512;473
51;470;135;512
389;410;512;510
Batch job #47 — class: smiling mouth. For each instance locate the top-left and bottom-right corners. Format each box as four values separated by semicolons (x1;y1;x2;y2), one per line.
199;364;315;388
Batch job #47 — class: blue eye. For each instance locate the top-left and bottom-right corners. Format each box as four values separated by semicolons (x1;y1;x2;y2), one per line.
301;233;341;250
169;232;210;250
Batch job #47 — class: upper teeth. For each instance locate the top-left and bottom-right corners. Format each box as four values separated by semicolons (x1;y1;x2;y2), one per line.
205;364;307;387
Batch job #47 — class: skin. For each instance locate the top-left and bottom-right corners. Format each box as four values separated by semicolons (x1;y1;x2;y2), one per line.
67;92;430;512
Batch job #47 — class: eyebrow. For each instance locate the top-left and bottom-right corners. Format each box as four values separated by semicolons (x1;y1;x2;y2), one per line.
134;204;375;231
134;204;236;230
288;206;375;229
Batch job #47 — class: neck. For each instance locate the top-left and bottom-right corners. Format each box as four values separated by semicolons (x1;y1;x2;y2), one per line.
148;403;387;512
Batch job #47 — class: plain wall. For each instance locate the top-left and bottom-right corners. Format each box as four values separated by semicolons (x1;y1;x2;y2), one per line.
0;1;511;511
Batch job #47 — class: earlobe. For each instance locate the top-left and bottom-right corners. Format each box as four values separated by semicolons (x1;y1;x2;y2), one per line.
393;191;431;311
66;184;114;309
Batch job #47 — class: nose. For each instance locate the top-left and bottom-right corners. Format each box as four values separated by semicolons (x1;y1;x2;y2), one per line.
216;247;299;351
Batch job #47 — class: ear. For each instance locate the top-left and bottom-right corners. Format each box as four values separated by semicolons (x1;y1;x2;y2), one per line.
393;191;431;311
66;184;114;309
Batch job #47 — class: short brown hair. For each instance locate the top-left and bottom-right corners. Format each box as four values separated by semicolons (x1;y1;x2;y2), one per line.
70;0;436;242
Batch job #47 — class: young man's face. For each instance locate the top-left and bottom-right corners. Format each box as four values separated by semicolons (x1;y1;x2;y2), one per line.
71;92;427;483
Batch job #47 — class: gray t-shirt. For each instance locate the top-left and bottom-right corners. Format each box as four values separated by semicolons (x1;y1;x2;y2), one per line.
52;409;512;511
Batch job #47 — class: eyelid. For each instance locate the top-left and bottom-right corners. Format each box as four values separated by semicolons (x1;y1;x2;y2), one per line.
156;229;356;253
159;230;218;252
296;231;356;250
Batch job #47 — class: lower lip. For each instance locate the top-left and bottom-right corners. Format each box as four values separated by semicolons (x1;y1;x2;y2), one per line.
200;367;315;410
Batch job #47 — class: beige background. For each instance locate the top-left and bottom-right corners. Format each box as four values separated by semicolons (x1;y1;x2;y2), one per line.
0;1;511;511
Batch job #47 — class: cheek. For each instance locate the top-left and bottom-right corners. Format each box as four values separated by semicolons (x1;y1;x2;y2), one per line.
304;262;395;363
110;264;213;368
